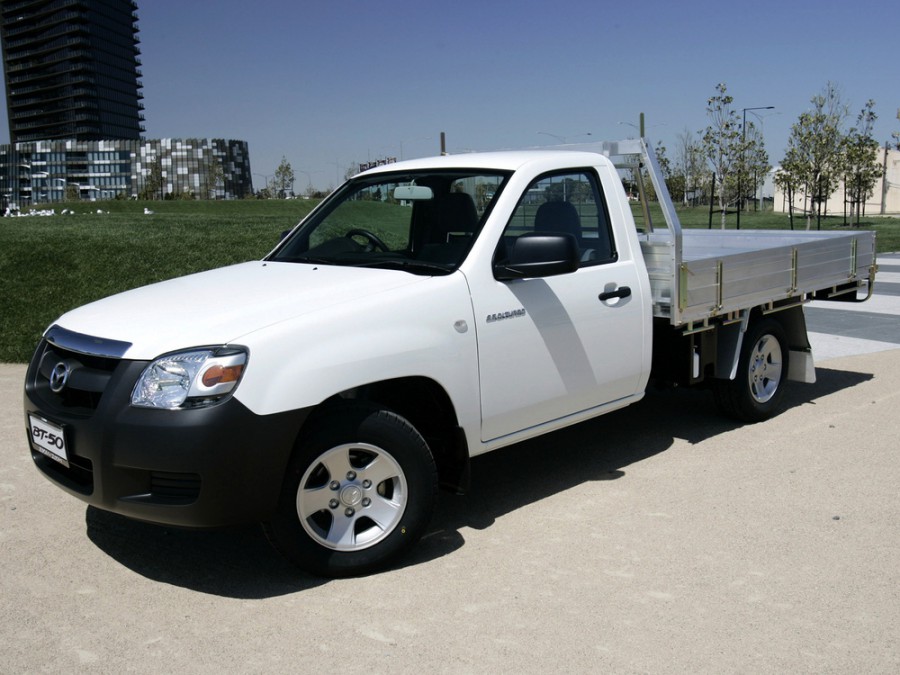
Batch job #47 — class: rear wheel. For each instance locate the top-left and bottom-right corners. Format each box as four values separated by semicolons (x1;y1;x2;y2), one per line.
265;404;437;577
714;317;790;423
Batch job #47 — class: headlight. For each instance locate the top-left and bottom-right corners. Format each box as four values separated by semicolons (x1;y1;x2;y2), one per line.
131;347;248;410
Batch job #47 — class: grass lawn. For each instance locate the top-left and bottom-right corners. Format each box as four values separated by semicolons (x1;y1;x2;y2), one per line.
1;199;317;362
2;199;898;363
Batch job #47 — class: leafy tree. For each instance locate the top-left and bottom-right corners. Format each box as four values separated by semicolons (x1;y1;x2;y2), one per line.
780;82;847;229
774;145;805;229
206;158;225;200
635;141;670;202
64;184;80;202
842;100;883;225
273;156;295;198
701;83;744;228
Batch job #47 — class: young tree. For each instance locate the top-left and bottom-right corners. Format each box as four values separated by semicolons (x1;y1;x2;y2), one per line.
774;146;805;229
206;158;225;200
842;100;883;225
273;156;295;198
701;83;744;228
674;128;706;206
139;156;164;200
739;121;771;212
781;82;848;230
892;108;899;150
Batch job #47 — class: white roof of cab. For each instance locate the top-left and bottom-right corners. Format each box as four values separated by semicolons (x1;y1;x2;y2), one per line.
357;150;614;176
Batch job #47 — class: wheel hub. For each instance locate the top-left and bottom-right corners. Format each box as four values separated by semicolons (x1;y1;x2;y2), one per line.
340;484;363;507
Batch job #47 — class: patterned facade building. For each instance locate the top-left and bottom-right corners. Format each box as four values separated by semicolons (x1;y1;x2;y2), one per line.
0;138;253;206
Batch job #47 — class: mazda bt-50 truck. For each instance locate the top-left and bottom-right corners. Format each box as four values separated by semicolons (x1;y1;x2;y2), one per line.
24;139;877;577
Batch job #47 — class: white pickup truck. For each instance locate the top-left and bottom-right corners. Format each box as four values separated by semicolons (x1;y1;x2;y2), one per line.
25;139;877;577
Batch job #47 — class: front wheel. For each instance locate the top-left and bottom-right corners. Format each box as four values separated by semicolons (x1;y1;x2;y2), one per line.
714;317;790;423
265;404;437;577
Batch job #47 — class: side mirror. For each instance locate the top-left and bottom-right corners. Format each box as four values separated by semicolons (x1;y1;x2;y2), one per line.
493;232;579;280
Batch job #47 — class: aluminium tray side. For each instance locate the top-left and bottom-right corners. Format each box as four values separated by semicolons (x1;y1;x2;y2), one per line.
642;229;876;325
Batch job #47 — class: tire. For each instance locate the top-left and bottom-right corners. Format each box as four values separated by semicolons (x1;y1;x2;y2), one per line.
265;404;437;577
714;317;790;423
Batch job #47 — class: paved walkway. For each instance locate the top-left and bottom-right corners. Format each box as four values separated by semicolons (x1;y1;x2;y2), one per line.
806;251;900;359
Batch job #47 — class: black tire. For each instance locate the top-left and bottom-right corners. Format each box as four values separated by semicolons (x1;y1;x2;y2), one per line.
714;317;790;423
265;404;437;577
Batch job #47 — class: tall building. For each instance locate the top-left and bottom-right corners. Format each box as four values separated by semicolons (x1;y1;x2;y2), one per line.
0;0;145;142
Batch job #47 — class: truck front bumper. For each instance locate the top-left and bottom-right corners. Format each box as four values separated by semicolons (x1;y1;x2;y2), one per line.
24;340;310;528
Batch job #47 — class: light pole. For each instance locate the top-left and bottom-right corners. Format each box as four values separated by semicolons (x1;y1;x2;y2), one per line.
738;106;774;229
252;173;271;197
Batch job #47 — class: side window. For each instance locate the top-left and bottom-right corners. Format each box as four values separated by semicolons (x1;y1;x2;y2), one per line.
498;169;616;267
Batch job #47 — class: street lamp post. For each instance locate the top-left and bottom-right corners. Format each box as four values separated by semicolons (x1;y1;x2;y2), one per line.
252;173;271;197
738;106;774;229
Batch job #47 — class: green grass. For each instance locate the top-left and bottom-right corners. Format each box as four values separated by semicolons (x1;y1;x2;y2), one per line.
2;199;898;363
1;199;317;363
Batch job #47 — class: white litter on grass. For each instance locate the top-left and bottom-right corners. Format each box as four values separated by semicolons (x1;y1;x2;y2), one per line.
5;208;57;217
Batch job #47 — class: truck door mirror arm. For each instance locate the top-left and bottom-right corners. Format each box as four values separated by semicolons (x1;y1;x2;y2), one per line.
493;233;580;281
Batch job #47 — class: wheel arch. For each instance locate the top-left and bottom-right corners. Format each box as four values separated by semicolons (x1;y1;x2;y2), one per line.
715;303;810;382
305;376;471;494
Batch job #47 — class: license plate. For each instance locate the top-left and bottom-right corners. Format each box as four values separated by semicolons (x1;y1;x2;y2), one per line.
28;414;69;467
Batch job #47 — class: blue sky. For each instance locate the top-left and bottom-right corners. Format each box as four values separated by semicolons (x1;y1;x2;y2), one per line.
2;0;897;192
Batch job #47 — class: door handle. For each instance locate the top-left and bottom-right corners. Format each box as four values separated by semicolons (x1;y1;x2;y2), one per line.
598;286;631;301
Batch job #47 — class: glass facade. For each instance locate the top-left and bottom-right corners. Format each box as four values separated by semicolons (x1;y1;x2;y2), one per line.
0;138;253;206
1;0;144;142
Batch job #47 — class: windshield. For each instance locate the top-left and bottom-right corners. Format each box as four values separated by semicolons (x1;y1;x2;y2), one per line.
269;169;510;274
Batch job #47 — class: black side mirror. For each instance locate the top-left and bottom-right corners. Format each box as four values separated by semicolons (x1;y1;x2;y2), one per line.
493;232;579;280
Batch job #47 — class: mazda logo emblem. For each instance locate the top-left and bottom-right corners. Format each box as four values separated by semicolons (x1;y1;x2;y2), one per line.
49;362;70;394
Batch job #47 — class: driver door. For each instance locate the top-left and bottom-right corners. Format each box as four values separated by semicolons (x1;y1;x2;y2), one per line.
473;168;647;442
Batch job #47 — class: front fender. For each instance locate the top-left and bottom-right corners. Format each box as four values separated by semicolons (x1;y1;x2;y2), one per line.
232;273;480;428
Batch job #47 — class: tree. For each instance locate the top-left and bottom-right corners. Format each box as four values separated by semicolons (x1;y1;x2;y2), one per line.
139;156;164;200
780;82;847;230
701;83;744;228
207;158;225;200
842;100;883;226
738;120;771;212
639;141;671;202
774;145;805;230
272;156;295;198
892;108;899;150
674;128;707;206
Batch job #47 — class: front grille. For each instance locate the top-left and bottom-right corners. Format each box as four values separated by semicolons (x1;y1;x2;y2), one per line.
31;340;120;415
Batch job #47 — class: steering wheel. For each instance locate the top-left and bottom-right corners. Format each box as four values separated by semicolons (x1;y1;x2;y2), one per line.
345;228;389;252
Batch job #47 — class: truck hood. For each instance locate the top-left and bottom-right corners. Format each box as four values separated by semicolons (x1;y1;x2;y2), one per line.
52;261;428;360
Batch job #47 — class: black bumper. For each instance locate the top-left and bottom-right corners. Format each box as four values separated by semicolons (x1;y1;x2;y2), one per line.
24;340;310;528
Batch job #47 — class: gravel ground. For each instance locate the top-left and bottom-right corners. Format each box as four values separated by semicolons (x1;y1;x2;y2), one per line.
2;351;899;673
